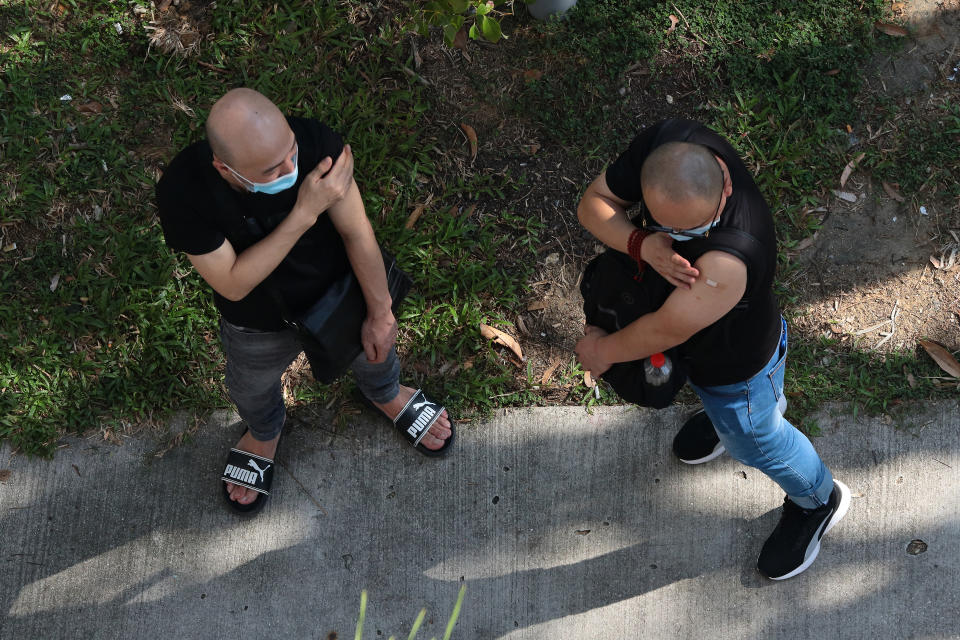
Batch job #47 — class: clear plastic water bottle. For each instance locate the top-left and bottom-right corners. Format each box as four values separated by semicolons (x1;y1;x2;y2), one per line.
644;352;672;386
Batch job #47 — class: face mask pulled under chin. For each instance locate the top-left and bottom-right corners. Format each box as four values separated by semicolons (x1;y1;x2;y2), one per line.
223;152;299;195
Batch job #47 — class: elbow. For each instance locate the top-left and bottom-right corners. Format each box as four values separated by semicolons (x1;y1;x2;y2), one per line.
576;198;594;229
219;285;253;302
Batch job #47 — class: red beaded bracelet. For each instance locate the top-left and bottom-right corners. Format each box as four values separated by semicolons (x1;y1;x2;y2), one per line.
627;228;649;269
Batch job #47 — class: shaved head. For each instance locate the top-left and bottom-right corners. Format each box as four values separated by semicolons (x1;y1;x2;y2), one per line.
641;142;724;228
206;88;292;169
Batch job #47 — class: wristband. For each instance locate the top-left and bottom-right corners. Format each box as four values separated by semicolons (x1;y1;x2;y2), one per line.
627;229;649;270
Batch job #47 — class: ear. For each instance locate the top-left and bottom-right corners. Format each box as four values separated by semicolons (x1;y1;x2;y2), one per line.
211;155;236;183
714;156;733;197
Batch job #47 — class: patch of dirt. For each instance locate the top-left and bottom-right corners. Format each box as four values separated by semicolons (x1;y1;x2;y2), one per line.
793;0;960;355
790;179;959;351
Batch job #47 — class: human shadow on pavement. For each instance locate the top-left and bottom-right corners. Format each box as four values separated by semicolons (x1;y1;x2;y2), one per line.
1;404;958;638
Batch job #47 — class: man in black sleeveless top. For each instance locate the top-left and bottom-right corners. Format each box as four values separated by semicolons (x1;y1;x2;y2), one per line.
575;119;850;579
156;89;453;515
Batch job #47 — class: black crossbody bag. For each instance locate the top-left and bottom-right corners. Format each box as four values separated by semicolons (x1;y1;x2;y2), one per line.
279;246;412;382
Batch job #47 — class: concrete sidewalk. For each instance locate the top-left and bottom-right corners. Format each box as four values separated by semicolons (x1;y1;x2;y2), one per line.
1;401;958;639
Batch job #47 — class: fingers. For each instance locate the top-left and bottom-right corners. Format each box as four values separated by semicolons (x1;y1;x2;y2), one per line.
363;340;378;363
665;273;691;290
329;145;354;178
311;155;334;178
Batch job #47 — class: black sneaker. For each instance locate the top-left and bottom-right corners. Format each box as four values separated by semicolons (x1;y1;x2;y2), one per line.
672;410;725;464
757;479;851;580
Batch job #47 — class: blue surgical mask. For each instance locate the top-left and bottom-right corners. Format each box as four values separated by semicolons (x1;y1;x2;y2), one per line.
223;152;299;194
668;217;719;242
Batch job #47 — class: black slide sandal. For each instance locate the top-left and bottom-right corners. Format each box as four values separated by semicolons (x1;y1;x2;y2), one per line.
221;445;276;516
392;389;455;458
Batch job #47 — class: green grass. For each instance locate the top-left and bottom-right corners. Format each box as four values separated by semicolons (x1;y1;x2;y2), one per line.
0;0;539;454
2;0;955;454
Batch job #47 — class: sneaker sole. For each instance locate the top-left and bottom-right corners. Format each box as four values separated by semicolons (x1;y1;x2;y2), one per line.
768;479;851;580
678;443;726;465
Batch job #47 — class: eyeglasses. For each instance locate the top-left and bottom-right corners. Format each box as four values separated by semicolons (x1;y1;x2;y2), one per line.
644;156;725;238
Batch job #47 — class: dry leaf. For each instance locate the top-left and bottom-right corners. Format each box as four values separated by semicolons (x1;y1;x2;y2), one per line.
480;323;524;360
515;314;529;336
833;190;858;203
903;365;917;388
918;339;960;378
541;357;562;385
891;1;905;11
666;14;679;34
575;529;591;535
839;152;865;187
76;101;103;114
522;69;543;83
521;143;540;155
452;26;468;51
404;203;425;230
527;300;547;311
791;233;817;253
882;181;905;202
0;469;10;482
824;69;840;76
583;371;595;388
157;0;173;10
461;123;478;161
875;21;908;37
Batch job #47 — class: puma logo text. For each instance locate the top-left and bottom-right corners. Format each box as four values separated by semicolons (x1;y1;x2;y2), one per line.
407;405;437;438
224;464;260;486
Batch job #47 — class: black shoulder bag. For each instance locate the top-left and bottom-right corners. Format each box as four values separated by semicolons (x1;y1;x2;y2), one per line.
579;228;767;408
580;249;685;408
282;247;412;383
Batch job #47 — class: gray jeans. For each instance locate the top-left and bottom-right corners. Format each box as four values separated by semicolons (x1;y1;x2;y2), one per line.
220;318;400;441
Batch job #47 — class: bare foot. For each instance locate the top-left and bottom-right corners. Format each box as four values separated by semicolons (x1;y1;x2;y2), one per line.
372;385;452;450
225;430;280;505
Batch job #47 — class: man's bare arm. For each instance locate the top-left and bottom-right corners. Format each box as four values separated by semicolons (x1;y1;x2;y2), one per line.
327;180;395;363
186;147;355;301
596;251;747;363
577;173;636;253
188;216;313;301
327;181;391;316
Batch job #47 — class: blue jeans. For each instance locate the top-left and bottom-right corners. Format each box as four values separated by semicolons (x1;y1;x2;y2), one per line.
689;319;834;509
220;318;400;442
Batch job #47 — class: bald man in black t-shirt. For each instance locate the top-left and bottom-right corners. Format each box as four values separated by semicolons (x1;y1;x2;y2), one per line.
156;89;454;515
575;119;849;580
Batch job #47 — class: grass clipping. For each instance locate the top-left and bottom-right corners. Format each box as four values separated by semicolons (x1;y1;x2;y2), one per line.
145;13;202;57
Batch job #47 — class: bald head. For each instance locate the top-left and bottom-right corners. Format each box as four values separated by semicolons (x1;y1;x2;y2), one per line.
206;88;291;168
640;142;724;228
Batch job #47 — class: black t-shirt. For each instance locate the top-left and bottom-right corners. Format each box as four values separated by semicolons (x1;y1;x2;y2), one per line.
605;119;781;386
156;117;350;330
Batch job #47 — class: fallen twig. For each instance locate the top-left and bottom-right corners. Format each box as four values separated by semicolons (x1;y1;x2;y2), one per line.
851;319;891;335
